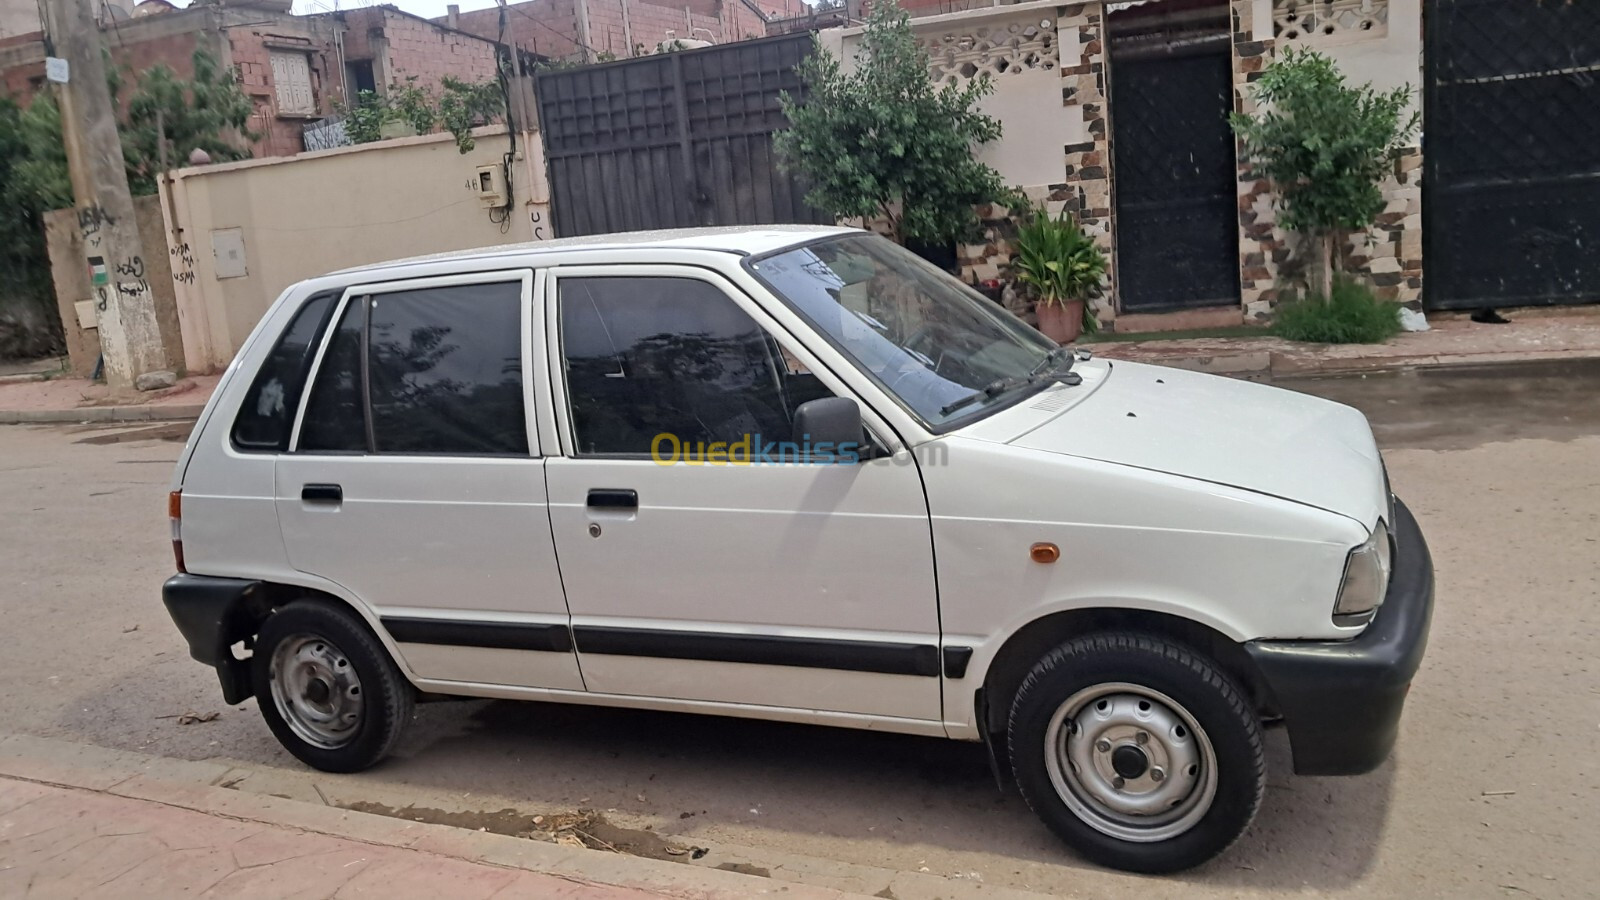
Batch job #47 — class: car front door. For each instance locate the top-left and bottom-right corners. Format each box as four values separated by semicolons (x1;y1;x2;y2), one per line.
274;271;585;693
541;267;943;725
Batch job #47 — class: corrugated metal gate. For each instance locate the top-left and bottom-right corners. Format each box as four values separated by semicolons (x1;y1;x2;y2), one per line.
1425;0;1600;309
536;34;830;237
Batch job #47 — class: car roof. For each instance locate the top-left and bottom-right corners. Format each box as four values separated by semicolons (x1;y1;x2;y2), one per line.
330;224;859;277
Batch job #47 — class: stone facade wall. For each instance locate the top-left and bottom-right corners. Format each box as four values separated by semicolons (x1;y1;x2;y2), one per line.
1346;146;1423;303
1233;0;1423;316
954;1;1115;326
1230;0;1281;321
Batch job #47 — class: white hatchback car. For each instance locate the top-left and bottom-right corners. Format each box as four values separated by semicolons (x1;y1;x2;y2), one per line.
163;225;1432;873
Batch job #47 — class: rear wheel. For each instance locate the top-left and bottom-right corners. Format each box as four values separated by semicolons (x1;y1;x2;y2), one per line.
252;601;413;773
1007;632;1265;873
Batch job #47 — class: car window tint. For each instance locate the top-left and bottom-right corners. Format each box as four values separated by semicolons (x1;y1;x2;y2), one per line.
559;277;799;456
367;282;528;455
298;296;369;452
231;292;336;451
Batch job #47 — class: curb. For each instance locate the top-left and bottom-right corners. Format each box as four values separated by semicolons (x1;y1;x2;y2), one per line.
0;734;849;900
0;733;1059;900
0;404;206;425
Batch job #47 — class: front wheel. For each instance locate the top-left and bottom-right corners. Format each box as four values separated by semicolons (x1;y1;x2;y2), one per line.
252;600;414;773
1007;633;1265;873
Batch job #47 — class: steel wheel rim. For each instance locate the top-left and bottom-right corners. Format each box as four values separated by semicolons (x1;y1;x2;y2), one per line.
1043;682;1218;843
268;633;364;750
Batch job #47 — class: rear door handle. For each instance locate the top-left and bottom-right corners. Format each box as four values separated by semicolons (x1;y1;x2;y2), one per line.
586;488;637;510
302;483;343;504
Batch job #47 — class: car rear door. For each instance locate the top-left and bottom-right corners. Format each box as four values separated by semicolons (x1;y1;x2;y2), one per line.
274;270;585;693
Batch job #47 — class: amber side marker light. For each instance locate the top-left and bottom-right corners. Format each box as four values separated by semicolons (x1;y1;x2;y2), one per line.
169;490;186;573
1030;542;1060;564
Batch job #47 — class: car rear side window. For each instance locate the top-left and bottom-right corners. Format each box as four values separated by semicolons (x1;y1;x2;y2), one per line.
367;283;527;455
230;292;336;452
297;280;528;456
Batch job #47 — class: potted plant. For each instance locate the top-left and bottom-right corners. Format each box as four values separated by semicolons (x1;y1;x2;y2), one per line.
1011;204;1106;343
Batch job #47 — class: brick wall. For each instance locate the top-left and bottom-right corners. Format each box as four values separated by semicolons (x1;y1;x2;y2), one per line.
225;23;343;158
447;0;788;62
342;8;499;96
452;0;581;61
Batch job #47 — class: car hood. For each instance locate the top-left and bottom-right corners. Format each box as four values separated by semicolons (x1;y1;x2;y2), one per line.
1009;360;1387;527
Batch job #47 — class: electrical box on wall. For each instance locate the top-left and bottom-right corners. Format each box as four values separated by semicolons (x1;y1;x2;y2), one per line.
475;163;507;209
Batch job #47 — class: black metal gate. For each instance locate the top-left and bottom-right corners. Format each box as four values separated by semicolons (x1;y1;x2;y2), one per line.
536;34;830;237
1426;0;1600;310
1110;39;1241;312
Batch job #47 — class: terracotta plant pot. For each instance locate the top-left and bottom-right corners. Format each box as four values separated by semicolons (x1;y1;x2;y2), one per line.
1035;299;1084;344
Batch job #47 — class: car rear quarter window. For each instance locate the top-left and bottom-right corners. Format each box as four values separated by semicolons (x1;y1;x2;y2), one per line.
230;292;336;452
298;296;369;453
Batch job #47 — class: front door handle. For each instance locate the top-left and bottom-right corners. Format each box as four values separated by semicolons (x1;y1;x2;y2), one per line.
302;483;343;504
586;488;637;510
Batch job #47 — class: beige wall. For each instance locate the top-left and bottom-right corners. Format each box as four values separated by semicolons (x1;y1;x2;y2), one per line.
0;0;39;39
161;126;545;372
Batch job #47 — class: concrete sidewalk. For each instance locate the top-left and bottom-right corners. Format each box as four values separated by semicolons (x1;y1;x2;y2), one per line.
0;736;853;900
0;374;220;425
1092;309;1600;377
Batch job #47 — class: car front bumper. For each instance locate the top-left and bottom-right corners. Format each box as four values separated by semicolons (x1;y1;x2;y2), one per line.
1244;497;1434;776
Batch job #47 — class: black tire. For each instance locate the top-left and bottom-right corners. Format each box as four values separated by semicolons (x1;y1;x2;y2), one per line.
1007;632;1265;874
252;600;414;773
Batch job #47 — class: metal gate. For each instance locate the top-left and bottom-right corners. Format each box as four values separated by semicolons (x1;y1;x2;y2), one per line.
1110;36;1241;312
1425;0;1600;309
536;34;830;237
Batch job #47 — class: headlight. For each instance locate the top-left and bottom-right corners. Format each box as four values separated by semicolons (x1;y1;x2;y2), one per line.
1334;520;1392;625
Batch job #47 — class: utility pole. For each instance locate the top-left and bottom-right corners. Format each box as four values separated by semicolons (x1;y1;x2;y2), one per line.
38;0;171;390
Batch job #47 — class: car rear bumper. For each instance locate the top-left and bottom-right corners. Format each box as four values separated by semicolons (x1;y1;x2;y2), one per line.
1244;497;1434;775
162;573;261;705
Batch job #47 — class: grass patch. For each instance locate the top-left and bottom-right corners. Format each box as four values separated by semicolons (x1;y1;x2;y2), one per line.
1272;279;1402;344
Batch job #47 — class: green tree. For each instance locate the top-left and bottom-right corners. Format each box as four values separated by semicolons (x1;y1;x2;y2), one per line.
0;96;73;358
1230;48;1418;297
775;1;1010;247
116;49;258;194
0;48;256;358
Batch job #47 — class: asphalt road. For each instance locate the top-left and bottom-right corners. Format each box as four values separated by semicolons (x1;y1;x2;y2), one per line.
1;361;1597;898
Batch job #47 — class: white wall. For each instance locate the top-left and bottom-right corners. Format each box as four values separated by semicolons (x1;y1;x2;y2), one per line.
821;0;1080;191
1250;0;1422;129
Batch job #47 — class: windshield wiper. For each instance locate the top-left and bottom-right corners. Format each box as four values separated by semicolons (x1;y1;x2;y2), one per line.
939;346;1085;417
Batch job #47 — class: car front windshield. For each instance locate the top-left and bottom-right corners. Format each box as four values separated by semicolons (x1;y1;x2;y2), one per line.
749;234;1058;429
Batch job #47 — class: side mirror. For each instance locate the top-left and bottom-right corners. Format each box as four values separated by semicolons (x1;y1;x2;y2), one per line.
792;397;873;463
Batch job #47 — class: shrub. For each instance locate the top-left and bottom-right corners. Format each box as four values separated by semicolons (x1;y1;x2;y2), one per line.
1272;279;1402;344
775;2;1011;246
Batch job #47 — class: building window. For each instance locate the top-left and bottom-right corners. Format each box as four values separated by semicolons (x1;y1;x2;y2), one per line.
1273;0;1388;44
269;50;316;115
